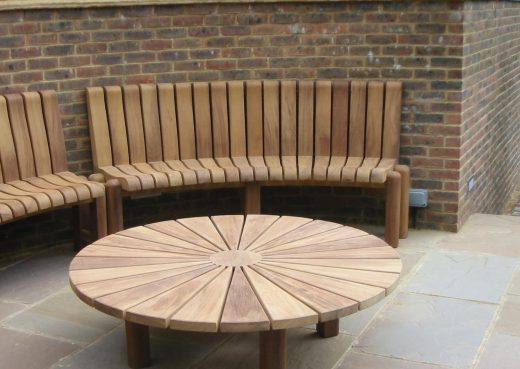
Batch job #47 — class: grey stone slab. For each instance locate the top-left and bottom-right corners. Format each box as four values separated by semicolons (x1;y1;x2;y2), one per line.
340;298;387;336
398;229;450;251
508;268;520;296
0;327;78;369
0;249;73;304
398;250;426;277
196;328;354;369
494;294;520;336
354;292;496;368
5;289;121;345
0;300;25;321
338;351;452;369
403;250;517;303
476;333;520;369
53;326;231;369
440;214;520;257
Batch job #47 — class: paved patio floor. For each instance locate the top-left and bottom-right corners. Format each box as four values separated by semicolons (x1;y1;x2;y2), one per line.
1;213;519;369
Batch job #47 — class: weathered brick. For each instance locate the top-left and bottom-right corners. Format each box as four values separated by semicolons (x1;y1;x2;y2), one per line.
110;64;140;75
76;66;106;78
10;22;40;34
0;60;25;73
28;58;58;70
11;47;41;58
221;25;251;36
77;43;107;54
60;56;91;67
42;21;72;32
45;68;73;80
125;52;155;63
13;71;43;83
124;30;153;40
190;49;219;59
0;36;25;48
189;27;218;37
44;45;74;56
60;32;89;43
158;50;188;61
142;39;172;50
109;41;139;53
143;63;172;73
208;37;235;48
92;54;123;65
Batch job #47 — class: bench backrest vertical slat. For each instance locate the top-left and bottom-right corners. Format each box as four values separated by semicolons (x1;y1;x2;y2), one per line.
365;81;385;159
227;81;246;158
245;81;263;157
105;86;130;165
23;92;53;176
140;84;163;163
263;80;280;157
297;81;314;158
87;87;113;169
0;155;3;183
211;82;230;158
0;96;20;182
382;81;403;159
40;91;68;173
314;81;332;157
5;94;36;179
331;81;349;157
123;85;147;163
281;81;297;157
157;84;180;161
193;82;213;159
348;81;367;158
175;83;197;160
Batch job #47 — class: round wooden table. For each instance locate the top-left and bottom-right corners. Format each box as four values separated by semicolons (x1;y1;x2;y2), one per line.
70;215;401;369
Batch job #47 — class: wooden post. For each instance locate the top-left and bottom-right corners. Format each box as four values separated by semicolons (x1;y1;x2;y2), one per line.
259;330;287;369
244;182;261;214
395;164;410;239
385;171;401;248
125;321;151;369
316;319;339;338
106;179;124;235
95;196;108;239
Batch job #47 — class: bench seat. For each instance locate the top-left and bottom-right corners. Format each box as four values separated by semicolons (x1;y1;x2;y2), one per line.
87;80;409;246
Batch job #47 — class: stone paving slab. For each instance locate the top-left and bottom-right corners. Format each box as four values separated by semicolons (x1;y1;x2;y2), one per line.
338;351;454;369
0;300;25;321
475;333;520;369
354;292;497;368
0;327;78;369
0;249;73;304
507;268;520;296
4;289;121;345
403;250;517;303
493;294;520;336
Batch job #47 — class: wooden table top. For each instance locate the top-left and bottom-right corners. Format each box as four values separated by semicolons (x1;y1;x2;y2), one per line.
70;215;401;333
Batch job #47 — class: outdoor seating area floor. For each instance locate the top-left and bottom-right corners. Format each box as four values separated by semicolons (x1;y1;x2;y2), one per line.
1;213;519;369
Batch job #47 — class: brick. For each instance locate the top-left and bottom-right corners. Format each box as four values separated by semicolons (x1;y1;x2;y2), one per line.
317;68;348;79
237;58;267;68
174;61;203;71
237;14;267;25
205;15;236;26
0;36;24;48
221;25;251;36
220;69;251;80
366;35;397;44
173;38;202;48
399;34;430;44
188;71;219;81
143;63;172;73
107;19;138;29
172;15;203;26
77;43;107;54
431;81;462;90
110;64;140;75
109;41;139;53
44;45;73;56
10;22;40;34
190;49;219;59
270;13;299;24
28;58;58;70
76;66;106;78
157;28;186;38
124;30;152;40
431;57;462;67
13;71;43;83
125;52;155;63
0;60;25;73
60;32;89;43
271;35;299;46
92;54;123;65
223;48;251;58
415;23;447;33
42;21;73;32
45;68;73;80
207;37;235;48
302;13;330;23
158;50;188;61
28;34;57;45
333;13;363;22
11;47;41;58
142;39;172;50
76;19;103;30
59;8;87;19
189;27;218;37
207;60;236;70
59;56;90;67
336;35;363;45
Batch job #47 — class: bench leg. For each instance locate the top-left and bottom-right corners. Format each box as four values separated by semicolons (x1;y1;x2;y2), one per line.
125;321;151;369
316;319;339;338
385;171;401;248
95;196;108;239
245;182;261;214
106;179;124;235
395;164;410;239
259;329;287;369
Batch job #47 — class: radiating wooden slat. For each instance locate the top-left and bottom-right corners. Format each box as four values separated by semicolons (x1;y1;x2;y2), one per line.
178;216;229;251
211;215;244;250
157;84;180;161
70;256;205;270
280;81;297;181
105;86;130;165
252;265;358;322
170;267;233;332
257;263;386;309
382;81;402;160
123;85;147;163
87;87;113;169
297;81;314;181
246;216;313;251
6;94;36;179
239;214;280;250
77;244;207;259
140;84;163;162
264;246;399;260
40;91;68;173
220;268;270;332
176;83;197;160
243;266;318;329
313;81;332;180
123;267;223;327
146;220;219;252
263;237;388;255
264;258;402;273
23;92;52;176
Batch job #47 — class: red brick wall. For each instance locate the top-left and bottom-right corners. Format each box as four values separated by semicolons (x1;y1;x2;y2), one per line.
459;1;520;225
0;0;517;255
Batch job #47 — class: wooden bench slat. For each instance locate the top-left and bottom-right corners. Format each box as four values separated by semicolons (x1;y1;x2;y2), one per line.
227;81;246;158
297;81;314;181
56;172;105;198
23;92;53;176
0;183;52;211
123;85;147;164
365;81;385;159
181;159;212;184
193;82;213;159
0;96;20;182
5;94;37;179
23;176;79;203
212;81;231;158
382;81;403;160
313;81;333;180
161;160;197;186
157;84;180;161
40;91;68;173
176;83;197;160
138;162;183;188
131;163;170;189
331;81;349;158
8;180;65;207
245;81;263;157
140;84;163;162
281;81;298;181
115;164;157;190
40;174;92;201
0;190;38;214
105;86;130;165
0;203;14;223
198;158;226;183
99;166;142;191
0;198;26;218
215;157;241;182
262;81;283;180
348;81;367;158
87;87;113;169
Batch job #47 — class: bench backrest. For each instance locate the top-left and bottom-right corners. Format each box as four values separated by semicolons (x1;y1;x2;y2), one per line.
0;91;67;183
87;80;402;170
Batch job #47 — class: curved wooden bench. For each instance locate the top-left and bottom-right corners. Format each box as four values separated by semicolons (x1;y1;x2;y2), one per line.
0;91;107;241
87;80;409;246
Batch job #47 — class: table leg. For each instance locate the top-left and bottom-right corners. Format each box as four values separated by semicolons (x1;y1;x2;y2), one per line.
125;321;151;369
259;329;287;369
316;319;339;338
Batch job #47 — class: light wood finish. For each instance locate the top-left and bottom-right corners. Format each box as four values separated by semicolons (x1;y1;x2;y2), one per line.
86;80;408;243
0;91;106;241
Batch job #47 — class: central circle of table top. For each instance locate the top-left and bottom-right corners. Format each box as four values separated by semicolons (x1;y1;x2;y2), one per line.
210;250;262;267
69;215;402;334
